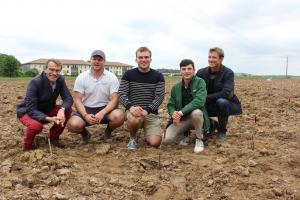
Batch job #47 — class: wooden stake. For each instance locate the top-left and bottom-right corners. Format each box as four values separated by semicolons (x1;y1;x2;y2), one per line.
158;128;166;169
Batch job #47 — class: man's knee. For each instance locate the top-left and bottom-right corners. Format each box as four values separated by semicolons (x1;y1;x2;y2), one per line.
191;109;203;119
28;121;43;133
216;98;231;107
109;109;125;124
146;135;161;147
127;114;143;127
67;117;85;132
163;135;174;145
216;98;231;115
163;127;176;144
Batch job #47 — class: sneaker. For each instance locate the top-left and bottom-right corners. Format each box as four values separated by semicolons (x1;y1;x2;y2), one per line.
194;139;204;153
179;136;190;146
127;138;138;150
50;139;66;148
104;126;113;139
80;128;90;144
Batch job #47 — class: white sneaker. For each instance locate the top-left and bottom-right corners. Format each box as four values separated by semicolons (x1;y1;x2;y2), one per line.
179;136;190;146
194;139;204;153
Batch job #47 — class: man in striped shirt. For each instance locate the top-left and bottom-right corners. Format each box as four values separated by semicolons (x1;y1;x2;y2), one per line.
118;47;165;150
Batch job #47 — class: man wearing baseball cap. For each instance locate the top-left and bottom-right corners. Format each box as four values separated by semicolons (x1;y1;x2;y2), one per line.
67;50;124;144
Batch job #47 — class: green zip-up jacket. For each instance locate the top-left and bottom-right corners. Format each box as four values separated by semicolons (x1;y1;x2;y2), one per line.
167;76;210;132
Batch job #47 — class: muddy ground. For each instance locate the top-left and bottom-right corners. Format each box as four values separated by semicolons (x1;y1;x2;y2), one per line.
0;78;299;200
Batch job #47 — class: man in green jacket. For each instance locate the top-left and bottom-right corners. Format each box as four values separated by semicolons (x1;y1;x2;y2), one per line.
163;59;210;153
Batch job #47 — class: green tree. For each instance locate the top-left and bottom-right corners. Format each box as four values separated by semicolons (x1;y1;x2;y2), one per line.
0;54;6;74
23;68;39;77
156;68;180;73
0;54;21;77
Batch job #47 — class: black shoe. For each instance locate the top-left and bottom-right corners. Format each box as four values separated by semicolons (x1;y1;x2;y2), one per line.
80;128;90;144
210;119;219;134
34;135;47;147
183;130;190;137
50;140;66;148
217;130;226;141
23;144;37;151
203;130;211;141
104;126;113;139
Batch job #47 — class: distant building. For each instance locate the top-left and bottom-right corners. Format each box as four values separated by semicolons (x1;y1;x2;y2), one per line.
104;61;133;77
21;58;133;76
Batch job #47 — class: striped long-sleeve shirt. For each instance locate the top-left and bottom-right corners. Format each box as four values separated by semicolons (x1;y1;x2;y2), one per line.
118;68;165;114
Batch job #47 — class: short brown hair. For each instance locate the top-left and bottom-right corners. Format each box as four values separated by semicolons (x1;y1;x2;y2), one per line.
209;47;224;58
135;46;152;58
45;59;62;69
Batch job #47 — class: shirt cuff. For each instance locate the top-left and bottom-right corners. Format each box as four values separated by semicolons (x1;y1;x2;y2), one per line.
178;111;184;116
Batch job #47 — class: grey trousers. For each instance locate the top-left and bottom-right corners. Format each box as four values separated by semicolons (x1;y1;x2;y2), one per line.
163;109;204;144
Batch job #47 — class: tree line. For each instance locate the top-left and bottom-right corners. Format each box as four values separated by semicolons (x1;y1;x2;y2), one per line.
0;53;183;78
0;53;38;77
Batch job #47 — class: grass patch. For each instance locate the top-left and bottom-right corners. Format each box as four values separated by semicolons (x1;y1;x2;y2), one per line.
0;76;78;81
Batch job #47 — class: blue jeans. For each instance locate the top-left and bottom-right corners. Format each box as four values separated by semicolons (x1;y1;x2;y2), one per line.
207;98;232;131
207;98;232;117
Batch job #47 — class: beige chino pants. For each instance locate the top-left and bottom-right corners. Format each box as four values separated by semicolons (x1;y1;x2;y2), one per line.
163;109;204;144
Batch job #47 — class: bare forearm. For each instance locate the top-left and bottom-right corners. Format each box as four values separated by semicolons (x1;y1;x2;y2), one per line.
74;99;88;117
101;98;118;115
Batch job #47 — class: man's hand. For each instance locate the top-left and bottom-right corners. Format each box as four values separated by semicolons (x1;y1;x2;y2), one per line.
95;111;106;124
129;106;145;117
84;114;99;125
141;109;148;117
46;116;64;127
172;111;182;126
56;108;66;127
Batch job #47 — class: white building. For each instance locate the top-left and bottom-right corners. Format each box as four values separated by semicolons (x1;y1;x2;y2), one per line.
21;58;133;76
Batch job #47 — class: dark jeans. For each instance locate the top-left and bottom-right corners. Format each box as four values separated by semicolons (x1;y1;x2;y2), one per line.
207;98;232;117
206;98;233;131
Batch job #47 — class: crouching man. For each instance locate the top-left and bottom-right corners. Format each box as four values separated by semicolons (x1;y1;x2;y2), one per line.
17;59;73;151
67;50;124;144
163;59;210;153
196;47;242;140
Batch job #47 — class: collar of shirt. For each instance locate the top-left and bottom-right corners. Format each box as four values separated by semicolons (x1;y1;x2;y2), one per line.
88;69;107;81
50;82;56;91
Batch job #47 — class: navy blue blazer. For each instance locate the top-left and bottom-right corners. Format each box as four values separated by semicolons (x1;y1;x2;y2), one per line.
196;65;242;115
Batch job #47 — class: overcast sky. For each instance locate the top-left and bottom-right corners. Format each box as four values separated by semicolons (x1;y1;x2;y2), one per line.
1;0;299;75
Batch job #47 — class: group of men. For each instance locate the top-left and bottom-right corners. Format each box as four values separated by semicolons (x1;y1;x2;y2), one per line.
16;46;242;153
